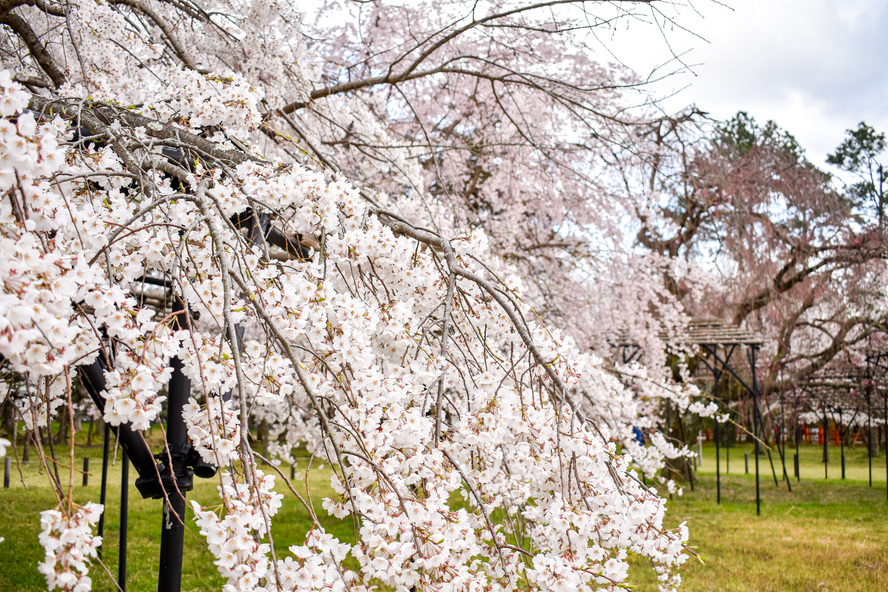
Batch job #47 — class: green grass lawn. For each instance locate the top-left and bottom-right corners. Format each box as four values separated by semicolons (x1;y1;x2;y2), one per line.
693;438;888;484
626;442;888;592
0;443;349;592
2;438;887;591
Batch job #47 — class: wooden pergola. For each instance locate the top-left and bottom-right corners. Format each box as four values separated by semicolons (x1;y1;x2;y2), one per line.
796;350;888;496
611;317;771;513
683;318;776;513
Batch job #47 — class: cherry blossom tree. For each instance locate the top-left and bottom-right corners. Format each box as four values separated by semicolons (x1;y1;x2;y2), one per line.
620;110;888;396
0;1;701;591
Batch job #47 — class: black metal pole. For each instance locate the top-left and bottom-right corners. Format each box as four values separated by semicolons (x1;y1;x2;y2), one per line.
726;422;730;475
774;420;791;492
868;392;873;487
750;394;779;488
749;346;761;516
840;416;846;480
158;354;190;592
766;447;779;487
97;423;110;559
713;357;721;505
823;413;829;480
119;449;128;591
794;418;800;481
794;399;802;481
158;299;193;592
778;395;792;491
79;362;159;480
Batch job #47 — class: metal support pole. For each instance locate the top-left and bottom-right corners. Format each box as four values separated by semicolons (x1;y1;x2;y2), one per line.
777;396;792;491
749;346;761;516
750;391;780;488
726;423;730;475
745;452;749;474
3;457;9;488
775;438;791;492
868;393;873;487
840;420;846;480
83;457;89;487
79;362;159;481
766;447;779;487
795;415;801;482
158;298;193;592
715;419;721;503
713;352;721;505
158;354;190;592
764;406;791;492
119;449;128;591
97;423;110;559
823;413;829;480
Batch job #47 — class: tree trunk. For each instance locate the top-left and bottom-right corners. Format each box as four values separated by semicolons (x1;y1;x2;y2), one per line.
54;406;69;445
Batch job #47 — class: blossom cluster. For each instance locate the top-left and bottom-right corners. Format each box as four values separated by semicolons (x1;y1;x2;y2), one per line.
38;504;103;592
183;395;241;466
190;470;283;591
0;77;93;377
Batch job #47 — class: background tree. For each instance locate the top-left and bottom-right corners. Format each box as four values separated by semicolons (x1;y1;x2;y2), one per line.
623;111;888;395
827;122;886;227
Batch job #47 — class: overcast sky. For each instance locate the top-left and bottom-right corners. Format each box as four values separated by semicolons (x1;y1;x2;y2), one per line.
605;0;888;170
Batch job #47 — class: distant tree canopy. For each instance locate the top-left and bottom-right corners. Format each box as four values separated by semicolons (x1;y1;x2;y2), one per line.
827;122;887;226
627;111;888;394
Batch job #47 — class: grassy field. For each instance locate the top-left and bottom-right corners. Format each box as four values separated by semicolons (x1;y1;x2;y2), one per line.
0;441;349;592
626;442;888;592
693;438;888;484
2;439;887;591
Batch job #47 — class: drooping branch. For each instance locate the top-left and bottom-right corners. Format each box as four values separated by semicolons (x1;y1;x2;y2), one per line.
108;0;202;72
280;0;651;114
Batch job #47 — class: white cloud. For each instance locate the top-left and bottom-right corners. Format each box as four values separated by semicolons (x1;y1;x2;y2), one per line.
602;0;888;166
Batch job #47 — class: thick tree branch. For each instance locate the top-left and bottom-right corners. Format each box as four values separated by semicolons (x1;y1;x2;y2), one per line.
0;10;66;87
28;95;258;166
731;243;885;325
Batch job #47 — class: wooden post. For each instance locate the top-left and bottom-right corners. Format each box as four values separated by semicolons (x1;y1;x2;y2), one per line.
697;435;703;467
